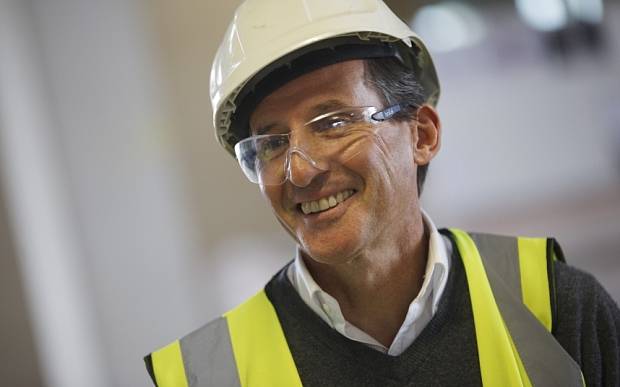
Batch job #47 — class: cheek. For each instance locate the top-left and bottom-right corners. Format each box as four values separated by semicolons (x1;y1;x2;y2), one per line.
365;128;417;187
260;184;299;227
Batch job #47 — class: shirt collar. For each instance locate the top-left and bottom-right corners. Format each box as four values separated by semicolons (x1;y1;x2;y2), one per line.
419;208;451;313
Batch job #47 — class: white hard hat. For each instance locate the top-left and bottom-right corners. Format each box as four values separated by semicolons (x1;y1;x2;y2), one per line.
210;0;440;157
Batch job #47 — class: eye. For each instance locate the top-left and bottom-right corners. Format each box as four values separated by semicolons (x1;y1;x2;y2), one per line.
314;113;355;132
257;136;288;161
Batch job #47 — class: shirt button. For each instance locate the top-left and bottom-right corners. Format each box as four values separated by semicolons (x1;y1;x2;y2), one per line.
322;303;331;314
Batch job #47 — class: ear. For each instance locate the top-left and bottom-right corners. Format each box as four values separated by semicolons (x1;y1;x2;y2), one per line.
411;103;441;165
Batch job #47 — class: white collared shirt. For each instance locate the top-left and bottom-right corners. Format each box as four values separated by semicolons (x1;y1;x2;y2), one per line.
286;209;452;356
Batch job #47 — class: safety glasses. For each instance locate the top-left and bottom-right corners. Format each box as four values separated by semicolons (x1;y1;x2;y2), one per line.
234;103;412;185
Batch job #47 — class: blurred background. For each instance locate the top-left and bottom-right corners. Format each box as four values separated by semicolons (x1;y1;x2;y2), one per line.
0;0;618;385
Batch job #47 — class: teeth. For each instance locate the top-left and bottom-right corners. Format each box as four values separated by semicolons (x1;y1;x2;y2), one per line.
301;190;354;214
319;198;329;211
336;192;343;203
311;201;319;212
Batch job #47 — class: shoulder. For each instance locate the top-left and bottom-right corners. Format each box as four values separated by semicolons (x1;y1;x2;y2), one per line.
553;260;620;328
144;264;294;386
553;260;620;386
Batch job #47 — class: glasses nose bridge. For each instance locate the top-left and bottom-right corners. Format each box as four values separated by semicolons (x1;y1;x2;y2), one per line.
284;147;326;186
286;121;328;163
286;146;322;168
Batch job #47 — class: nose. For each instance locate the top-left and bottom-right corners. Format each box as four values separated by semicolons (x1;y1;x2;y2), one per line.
286;148;325;187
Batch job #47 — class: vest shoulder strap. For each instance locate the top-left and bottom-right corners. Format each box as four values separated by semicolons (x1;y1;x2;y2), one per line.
223;290;302;387
451;229;584;387
146;315;241;387
467;233;557;331
146;290;301;387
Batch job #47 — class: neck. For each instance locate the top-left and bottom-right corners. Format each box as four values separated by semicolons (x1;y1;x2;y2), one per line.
302;208;429;348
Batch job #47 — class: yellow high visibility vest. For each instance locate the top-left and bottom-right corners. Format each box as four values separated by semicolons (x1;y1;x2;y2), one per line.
146;230;585;387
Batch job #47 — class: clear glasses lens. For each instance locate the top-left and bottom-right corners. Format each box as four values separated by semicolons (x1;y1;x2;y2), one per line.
235;105;408;185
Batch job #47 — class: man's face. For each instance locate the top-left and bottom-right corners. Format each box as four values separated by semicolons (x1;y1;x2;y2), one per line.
249;60;426;266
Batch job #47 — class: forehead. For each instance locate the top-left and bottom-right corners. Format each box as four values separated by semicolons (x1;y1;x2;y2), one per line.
249;60;382;131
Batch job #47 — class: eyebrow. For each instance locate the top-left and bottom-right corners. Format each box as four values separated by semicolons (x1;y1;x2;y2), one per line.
254;123;278;136
312;99;349;114
252;99;350;135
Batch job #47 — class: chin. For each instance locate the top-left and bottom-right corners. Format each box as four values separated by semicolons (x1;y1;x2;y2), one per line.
300;238;363;266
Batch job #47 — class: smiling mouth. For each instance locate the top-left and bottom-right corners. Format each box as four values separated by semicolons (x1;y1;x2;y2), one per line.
300;189;355;215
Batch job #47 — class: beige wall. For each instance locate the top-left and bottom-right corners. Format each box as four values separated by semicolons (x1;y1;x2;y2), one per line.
148;0;283;251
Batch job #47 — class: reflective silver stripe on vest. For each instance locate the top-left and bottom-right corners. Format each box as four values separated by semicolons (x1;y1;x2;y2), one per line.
470;233;584;387
178;316;241;387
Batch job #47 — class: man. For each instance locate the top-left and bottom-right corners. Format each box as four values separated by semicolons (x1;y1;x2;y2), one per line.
145;0;620;386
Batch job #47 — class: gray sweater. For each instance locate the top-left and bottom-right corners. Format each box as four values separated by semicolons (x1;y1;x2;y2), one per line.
264;232;620;386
